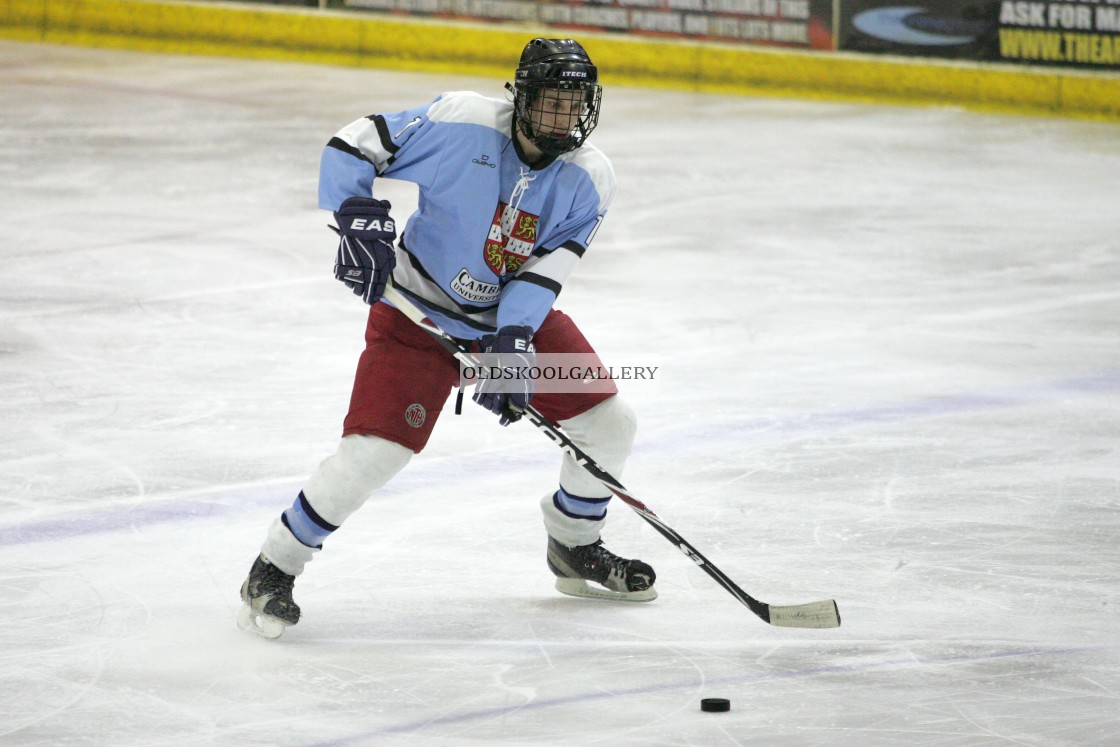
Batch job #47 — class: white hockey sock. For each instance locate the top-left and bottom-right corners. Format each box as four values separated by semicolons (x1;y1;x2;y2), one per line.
541;396;637;547
261;434;412;575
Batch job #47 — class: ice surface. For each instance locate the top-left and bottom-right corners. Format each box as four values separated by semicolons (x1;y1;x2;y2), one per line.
2;40;1119;745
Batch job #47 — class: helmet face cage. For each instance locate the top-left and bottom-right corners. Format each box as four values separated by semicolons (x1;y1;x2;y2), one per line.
512;39;601;157
514;80;602;156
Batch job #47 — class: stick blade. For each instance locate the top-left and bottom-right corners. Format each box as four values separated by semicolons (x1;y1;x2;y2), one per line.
767;599;841;629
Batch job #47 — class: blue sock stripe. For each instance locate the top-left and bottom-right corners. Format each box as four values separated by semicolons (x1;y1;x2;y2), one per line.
281;513;323;549
553;488;609;521
281;492;337;549
298;491;339;532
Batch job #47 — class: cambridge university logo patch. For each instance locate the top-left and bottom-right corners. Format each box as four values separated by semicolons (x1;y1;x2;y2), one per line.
484;201;538;275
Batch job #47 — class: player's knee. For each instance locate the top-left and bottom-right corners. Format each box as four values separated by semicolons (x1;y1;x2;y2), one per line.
602;395;637;451
303;434;412;525
335;433;413;485
563;395;637;454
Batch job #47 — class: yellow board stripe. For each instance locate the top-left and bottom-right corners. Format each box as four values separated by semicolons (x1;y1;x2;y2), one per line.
2;0;1118;120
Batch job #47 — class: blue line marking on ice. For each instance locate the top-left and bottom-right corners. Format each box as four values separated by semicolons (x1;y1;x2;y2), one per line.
1;369;1117;548
634;368;1120;456
0;487;290;549
315;645;1098;744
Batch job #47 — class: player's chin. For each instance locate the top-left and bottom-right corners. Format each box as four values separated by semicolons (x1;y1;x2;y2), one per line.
539;128;568;138
538;135;578;154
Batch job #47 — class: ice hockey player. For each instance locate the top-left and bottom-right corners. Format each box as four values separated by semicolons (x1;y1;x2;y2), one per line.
238;38;655;639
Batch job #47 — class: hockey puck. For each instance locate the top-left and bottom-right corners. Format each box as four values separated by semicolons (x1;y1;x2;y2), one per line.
700;698;731;713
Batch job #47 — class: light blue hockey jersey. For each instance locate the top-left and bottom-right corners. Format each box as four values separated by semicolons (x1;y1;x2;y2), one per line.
319;91;617;341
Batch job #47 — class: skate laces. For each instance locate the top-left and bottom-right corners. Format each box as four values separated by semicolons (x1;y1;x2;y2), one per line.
580;541;628;580
253;560;295;597
581;541;653;592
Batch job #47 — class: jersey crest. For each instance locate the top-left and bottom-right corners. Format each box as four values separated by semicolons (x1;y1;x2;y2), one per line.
484;201;539;275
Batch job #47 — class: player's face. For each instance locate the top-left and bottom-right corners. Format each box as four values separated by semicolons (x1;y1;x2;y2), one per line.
530;87;585;138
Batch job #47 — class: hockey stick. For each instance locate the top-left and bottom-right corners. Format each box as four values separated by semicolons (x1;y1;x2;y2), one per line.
381;282;841;629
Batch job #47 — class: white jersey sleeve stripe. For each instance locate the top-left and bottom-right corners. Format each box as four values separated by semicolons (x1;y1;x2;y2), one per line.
513;243;582;288
334;115;398;174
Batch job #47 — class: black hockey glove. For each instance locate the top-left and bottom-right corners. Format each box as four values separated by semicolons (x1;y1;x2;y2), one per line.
473;325;536;426
332;196;397;305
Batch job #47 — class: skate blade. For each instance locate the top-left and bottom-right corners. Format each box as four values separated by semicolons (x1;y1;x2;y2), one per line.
554;578;658;602
237;603;290;639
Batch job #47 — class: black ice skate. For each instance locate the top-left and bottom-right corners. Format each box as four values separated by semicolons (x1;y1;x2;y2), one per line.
547;537;657;602
237;554;301;639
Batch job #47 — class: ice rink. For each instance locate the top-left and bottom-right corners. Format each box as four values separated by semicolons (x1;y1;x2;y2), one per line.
2;39;1119;745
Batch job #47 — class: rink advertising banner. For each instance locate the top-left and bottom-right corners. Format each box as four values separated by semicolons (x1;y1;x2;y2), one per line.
997;0;1120;66
326;0;835;50
839;0;1120;68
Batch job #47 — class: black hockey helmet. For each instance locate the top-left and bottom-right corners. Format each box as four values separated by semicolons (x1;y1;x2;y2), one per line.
507;38;602;157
